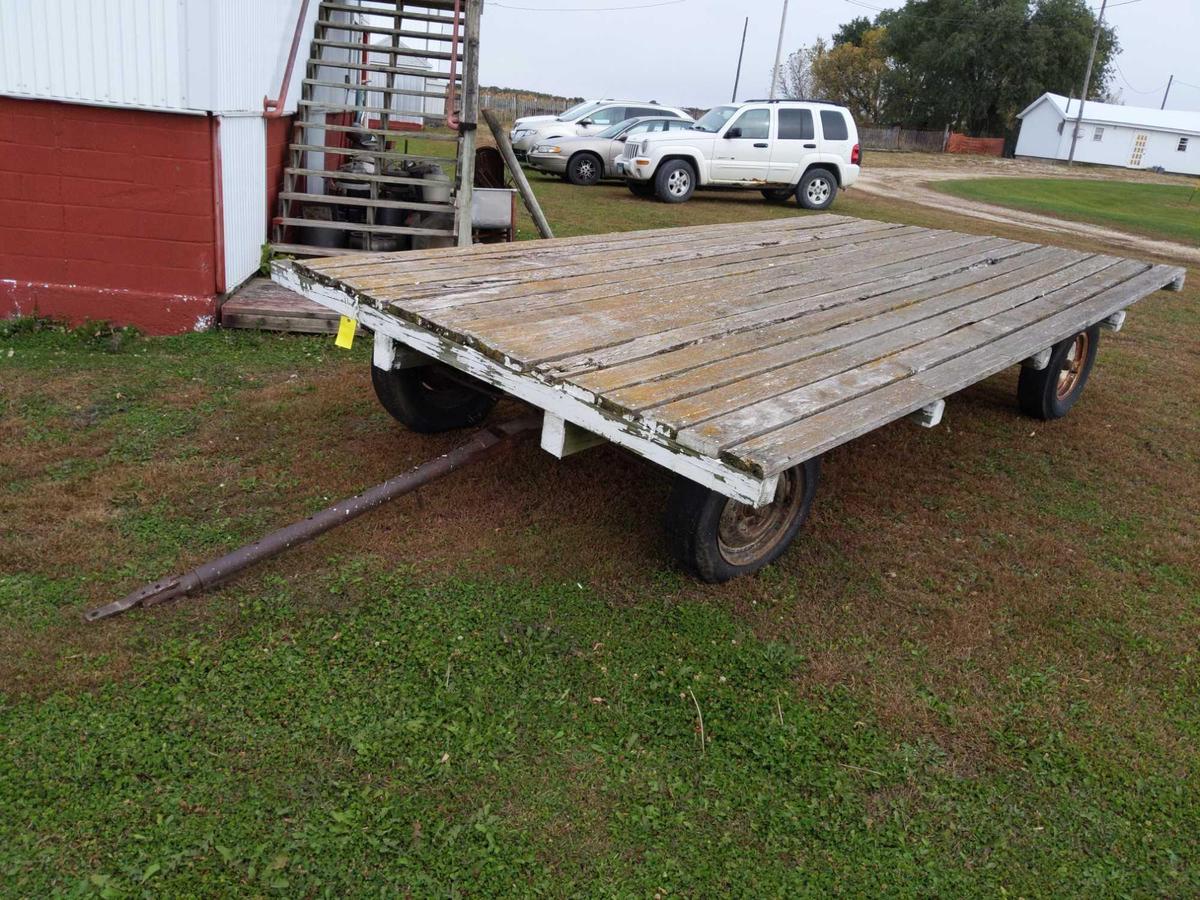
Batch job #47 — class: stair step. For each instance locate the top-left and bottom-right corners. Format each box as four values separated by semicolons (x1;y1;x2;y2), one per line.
270;242;366;257
313;38;454;61
314;20;458;42
302;79;451;101
320;4;462;25
290;119;459;153
274;216;455;238
286;166;454;188
290;139;457;161
297;100;452;124
281;191;454;214
308;57;461;80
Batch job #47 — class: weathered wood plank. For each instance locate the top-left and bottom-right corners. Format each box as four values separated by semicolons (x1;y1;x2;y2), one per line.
626;251;1111;427
542;239;1034;381
678;258;1146;456
412;221;911;320
573;243;1056;396
487;233;998;367
355;218;907;303
718;263;1180;475
304;214;855;280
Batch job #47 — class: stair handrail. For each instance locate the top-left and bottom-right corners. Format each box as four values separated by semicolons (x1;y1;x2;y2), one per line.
444;0;463;128
264;0;314;117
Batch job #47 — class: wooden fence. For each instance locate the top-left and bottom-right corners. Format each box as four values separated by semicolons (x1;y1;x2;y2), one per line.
860;125;1006;156
859;125;948;153
479;91;580;125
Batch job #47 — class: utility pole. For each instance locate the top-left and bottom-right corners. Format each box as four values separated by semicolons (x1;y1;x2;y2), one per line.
768;0;789;100
1067;0;1107;166
731;17;749;103
1161;74;1174;109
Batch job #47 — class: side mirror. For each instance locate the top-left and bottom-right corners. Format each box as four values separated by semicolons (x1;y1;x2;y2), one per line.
578;118;593;127
617;136;627;142
725;127;742;139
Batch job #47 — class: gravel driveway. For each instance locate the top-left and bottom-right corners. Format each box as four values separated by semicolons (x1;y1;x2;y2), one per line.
853;154;1200;265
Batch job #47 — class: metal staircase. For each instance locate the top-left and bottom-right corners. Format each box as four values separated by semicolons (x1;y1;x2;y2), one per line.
271;0;480;257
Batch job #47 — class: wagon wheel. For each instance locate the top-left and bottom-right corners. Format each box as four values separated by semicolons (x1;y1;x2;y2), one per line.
1017;325;1100;420
371;361;497;433
664;458;821;583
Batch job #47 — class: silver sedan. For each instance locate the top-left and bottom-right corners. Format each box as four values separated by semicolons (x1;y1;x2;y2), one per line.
527;115;695;185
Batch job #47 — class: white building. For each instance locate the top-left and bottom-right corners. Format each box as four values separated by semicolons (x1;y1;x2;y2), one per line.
1015;93;1200;176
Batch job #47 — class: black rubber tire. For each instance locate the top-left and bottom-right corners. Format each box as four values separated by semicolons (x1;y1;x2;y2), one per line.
1017;325;1100;420
797;168;838;210
761;187;794;204
370;361;497;433
627;179;655;197
654;159;696;203
664;457;821;583
566;152;603;186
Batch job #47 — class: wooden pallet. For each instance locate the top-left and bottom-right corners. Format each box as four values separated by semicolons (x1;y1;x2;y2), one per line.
274;215;1186;503
221;278;342;334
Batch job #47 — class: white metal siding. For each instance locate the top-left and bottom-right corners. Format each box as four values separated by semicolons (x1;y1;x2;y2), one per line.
1014;101;1064;160
218;115;267;290
0;0;314;114
0;0;187;110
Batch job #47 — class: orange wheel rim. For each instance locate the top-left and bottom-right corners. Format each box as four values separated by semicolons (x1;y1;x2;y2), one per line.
1056;332;1089;400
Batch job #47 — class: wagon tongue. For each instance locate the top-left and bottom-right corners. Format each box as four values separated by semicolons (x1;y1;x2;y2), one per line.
83;415;541;623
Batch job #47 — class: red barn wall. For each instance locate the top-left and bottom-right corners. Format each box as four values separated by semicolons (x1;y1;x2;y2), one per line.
264;114;293;230
0;96;220;334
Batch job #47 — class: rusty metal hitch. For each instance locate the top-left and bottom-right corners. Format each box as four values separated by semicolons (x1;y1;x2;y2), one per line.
84;415;541;623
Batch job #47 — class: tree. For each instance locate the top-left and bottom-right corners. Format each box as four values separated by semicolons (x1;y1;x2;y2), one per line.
774;39;827;101
810;27;890;125
787;0;1119;135
832;16;873;47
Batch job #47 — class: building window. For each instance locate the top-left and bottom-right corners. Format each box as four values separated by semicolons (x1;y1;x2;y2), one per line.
1179;137;1190;152
1093;126;1104;142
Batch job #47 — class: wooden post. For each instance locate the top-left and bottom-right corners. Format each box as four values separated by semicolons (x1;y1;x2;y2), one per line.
454;0;482;248
481;108;554;240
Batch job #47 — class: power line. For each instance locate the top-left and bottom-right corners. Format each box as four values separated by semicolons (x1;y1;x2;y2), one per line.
490;0;684;10
1114;63;1167;95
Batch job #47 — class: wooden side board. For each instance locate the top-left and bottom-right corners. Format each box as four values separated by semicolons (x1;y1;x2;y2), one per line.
280;216;1187;497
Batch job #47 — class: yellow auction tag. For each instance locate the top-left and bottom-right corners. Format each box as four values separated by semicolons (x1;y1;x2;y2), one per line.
334;316;356;349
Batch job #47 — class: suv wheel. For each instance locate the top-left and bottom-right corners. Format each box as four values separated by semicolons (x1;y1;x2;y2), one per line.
655;159;696;203
567;152;603;186
798;168;838;210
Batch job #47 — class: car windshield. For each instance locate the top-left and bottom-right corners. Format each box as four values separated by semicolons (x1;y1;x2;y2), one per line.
556;100;603;122
691;106;738;132
596;118;642;138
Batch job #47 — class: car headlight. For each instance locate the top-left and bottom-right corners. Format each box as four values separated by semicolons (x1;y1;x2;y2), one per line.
534;144;561;154
513;129;533;140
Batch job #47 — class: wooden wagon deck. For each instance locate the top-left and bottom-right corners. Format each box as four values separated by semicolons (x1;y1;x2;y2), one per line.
273;214;1185;505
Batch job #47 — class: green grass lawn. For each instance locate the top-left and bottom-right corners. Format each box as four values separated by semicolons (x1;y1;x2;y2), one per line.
933;176;1200;245
3;181;1199;895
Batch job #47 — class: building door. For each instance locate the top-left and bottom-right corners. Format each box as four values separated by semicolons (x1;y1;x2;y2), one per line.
711;108;773;183
1129;132;1148;167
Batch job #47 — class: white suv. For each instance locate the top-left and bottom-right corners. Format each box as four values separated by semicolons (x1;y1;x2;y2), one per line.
619;100;861;207
510;99;692;161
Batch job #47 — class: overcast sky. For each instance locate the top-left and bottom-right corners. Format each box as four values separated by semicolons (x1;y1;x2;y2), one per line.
477;0;1200;115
